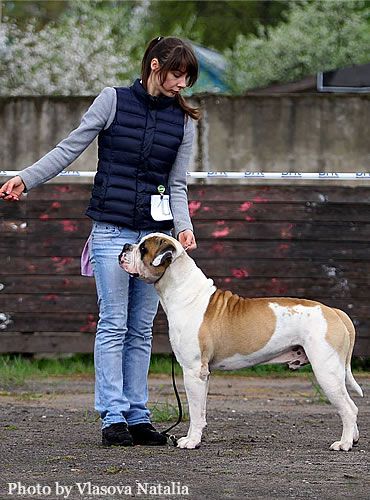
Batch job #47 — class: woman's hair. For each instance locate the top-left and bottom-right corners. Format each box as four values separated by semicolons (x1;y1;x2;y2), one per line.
141;36;201;120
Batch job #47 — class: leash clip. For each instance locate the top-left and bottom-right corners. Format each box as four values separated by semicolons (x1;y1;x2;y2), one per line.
168;434;178;447
160;432;178;447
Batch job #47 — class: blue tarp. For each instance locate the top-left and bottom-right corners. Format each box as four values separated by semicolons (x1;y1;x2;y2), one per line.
186;43;231;95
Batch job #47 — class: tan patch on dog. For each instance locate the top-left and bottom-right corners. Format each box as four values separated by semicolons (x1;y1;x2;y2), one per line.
324;307;353;362
198;291;278;365
199;294;353;365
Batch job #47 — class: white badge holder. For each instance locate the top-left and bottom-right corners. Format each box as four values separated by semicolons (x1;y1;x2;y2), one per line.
151;194;173;221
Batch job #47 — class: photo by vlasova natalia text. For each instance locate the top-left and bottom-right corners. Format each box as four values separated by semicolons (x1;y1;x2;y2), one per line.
7;481;190;497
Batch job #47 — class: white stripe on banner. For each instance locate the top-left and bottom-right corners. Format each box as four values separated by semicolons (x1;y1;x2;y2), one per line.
1;170;370;180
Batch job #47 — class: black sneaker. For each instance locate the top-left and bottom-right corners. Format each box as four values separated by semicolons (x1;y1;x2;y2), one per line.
102;422;133;447
128;423;167;446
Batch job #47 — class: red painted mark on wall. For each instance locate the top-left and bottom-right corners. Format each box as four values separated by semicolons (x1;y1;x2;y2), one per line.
212;227;230;238
224;277;232;283
231;268;249;279
189;201;201;217
55;186;71;193
51;257;74;273
42;294;58;302
245;216;255;222
80;314;97;333
211;242;225;254
277;243;290;254
269;278;288;295
253;196;269;203
216;220;225;226
239;201;253;212
280;223;293;239
61;220;78;232
39;201;61;219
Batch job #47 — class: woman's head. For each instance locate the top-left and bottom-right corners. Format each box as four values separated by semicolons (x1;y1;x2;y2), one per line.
141;36;200;120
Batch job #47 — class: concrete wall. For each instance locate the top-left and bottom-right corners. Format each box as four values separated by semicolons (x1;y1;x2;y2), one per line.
0;94;369;184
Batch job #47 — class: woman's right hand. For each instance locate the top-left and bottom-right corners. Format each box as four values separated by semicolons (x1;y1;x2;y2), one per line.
0;176;25;201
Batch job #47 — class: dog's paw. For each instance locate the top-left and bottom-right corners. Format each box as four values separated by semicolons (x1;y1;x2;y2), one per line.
177;436;201;449
330;440;353;451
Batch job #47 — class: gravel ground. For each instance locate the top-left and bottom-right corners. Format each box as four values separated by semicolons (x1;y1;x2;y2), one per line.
0;373;368;500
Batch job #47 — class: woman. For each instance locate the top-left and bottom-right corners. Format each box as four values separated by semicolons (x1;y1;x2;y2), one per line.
0;36;200;447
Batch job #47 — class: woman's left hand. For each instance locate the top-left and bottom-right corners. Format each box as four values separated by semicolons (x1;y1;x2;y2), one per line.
178;230;197;252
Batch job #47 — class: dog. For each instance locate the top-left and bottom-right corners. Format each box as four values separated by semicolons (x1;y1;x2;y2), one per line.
119;233;363;451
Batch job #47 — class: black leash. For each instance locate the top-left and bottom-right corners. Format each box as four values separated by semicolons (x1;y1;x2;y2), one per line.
161;351;183;446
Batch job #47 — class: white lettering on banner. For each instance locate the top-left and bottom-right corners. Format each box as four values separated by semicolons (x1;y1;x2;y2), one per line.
207;171;228;176
2;170;370;180
319;172;339;177
244;171;265;177
58;170;81;176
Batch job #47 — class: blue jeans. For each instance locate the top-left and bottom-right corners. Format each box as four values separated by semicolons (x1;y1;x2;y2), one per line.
89;222;164;429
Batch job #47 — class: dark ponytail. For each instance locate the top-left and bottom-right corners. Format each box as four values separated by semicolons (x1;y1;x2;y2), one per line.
141;36;201;120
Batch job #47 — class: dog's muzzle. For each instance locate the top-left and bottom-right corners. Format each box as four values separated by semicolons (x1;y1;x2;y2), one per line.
118;245;139;278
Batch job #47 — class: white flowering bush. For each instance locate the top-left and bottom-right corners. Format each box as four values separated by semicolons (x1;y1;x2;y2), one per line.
0;1;146;95
225;0;370;93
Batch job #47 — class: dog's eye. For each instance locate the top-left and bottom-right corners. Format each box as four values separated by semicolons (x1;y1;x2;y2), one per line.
139;243;148;258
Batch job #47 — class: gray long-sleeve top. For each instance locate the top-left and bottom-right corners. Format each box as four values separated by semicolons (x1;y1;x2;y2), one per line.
19;86;195;235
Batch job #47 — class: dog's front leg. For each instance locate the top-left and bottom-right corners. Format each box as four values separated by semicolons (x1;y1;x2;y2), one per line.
177;367;209;449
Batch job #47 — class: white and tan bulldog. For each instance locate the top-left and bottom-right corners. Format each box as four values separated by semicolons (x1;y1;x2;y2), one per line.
119;233;363;451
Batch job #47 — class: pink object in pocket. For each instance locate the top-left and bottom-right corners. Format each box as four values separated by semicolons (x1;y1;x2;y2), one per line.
81;234;93;277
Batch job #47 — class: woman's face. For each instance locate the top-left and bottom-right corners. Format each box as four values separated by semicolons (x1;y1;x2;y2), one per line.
160;70;188;96
148;58;188;97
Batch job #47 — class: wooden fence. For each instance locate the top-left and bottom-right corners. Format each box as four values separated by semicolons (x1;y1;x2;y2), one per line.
0;183;369;357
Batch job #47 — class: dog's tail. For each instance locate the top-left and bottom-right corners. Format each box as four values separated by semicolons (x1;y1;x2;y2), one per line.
334;308;363;397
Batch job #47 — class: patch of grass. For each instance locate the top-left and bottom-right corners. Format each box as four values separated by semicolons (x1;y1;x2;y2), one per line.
0;354;94;387
352;357;370;372
149;354;183;376
215;364;313;377
0;353;367;389
306;373;330;404
4;425;18;431
82;408;100;424
149;354;370;377
16;392;43;401
149;354;314;377
150;400;188;423
104;465;128;474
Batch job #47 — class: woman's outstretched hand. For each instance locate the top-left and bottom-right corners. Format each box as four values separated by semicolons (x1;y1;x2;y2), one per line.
0;176;25;201
178;229;197;252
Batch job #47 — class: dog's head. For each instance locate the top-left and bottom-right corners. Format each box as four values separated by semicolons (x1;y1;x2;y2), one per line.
119;233;183;283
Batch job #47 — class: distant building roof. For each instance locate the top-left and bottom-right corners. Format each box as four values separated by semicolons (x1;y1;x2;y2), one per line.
246;62;370;94
317;62;370;93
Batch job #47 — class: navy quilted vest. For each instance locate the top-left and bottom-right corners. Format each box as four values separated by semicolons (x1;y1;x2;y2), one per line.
86;79;185;230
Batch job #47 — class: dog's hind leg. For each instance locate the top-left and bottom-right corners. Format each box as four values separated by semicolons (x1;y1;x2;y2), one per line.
177;365;210;449
333;308;363;445
306;345;358;451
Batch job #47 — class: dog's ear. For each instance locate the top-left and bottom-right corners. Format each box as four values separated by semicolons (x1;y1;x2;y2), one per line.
152;246;174;267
